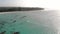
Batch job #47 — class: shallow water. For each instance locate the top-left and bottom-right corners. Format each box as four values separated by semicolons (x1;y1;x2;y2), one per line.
0;10;58;34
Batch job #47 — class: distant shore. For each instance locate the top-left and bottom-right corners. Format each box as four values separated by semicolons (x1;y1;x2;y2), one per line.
0;7;44;12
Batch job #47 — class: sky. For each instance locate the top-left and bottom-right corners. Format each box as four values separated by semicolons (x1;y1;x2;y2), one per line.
0;0;60;10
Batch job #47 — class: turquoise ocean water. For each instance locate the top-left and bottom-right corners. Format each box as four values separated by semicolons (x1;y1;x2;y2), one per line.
0;11;57;34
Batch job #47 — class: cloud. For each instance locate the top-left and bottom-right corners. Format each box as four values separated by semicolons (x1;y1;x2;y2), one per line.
0;0;19;7
0;0;60;10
